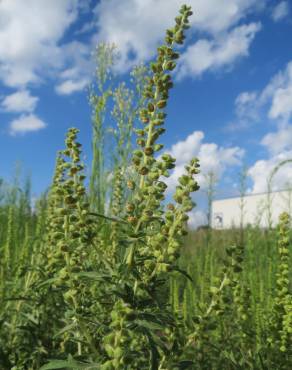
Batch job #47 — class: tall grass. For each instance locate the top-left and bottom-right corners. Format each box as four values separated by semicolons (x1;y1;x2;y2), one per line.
0;4;291;370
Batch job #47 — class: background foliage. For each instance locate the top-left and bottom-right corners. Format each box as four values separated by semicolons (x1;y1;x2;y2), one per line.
0;5;291;370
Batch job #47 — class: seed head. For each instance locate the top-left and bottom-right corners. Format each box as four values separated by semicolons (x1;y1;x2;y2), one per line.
127;216;137;224
144;147;154;156
126;203;135;213
127;180;136;190
157;100;167;109
167;203;175;211
139;166;149;175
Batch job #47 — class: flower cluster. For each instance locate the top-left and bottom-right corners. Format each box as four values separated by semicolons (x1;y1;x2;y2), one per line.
268;212;292;354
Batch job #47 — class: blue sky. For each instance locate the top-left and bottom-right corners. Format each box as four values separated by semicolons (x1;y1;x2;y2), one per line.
0;0;292;226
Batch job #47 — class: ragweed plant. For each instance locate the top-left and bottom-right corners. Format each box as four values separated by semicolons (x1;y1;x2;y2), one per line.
89;43;116;213
1;4;292;370
267;212;292;365
37;5;196;370
46;128;98;355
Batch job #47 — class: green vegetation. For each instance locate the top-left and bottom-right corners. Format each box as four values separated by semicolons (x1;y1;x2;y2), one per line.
0;5;291;369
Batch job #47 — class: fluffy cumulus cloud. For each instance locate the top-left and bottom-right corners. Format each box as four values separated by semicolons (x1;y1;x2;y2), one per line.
93;0;263;73
261;125;292;155
163;130;244;191
0;0;265;96
55;45;93;95
0;0;80;87
264;62;292;121
162;130;244;228
55;41;93;95
235;91;259;120
230;60;292;131
177;22;261;78
269;92;292;123
1;90;39;113
226;90;260;131
248;124;292;193
248;151;292;193
9;114;46;135
188;210;207;228
0;0;93;135
234;61;292;192
260;61;292;122
271;1;290;22
55;78;89;95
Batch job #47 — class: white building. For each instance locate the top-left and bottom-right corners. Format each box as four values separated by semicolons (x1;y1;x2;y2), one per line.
212;189;292;229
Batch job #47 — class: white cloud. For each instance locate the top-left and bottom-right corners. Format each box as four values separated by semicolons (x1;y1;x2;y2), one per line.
247;123;292;193
55;78;89;95
242;63;292;192
235;91;259;119
264;62;292;122
225;90;260;131
9;114;46;135
230;61;292;130
167;131;204;164
269;85;292;121
93;0;263;73
1;90;39;113
190;0;264;34
271;1;289;22
261;125;292;155
54;41;93;95
0;0;264;92
162;131;244;227
55;41;93;95
0;0;265;94
188;210;207;229
164;131;244;191
248;151;292;193
177;22;261;78
0;0;79;87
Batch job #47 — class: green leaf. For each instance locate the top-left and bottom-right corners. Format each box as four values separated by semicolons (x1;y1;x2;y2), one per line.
170;267;193;282
20;312;39;325
176;360;195;369
53;322;76;338
147;334;160;370
35;277;60;288
75;272;112;282
89;212;127;224
40;359;100;369
222;350;237;365
134;319;164;331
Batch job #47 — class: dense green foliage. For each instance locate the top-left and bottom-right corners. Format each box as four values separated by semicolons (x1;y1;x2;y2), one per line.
0;5;291;369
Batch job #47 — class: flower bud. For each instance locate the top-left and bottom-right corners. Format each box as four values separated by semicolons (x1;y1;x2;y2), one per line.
167;203;175;211
178;175;190;186
141;116;149;124
137;138;146;147
132;157;141;166
148;102;155;112
157;100;167;109
133;150;143;158
154;144;163;152
127;180;135;190
126;203;135;213
135;129;145;136
165;61;176;71
139;166;149;175
153;119;164;126
144;147;154;156
149;171;160;181
165;35;173;45
127;216;137;224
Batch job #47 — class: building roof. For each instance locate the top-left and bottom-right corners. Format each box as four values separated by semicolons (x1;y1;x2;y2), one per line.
213;188;292;202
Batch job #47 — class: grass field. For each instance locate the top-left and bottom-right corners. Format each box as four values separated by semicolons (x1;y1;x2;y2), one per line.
0;4;291;370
